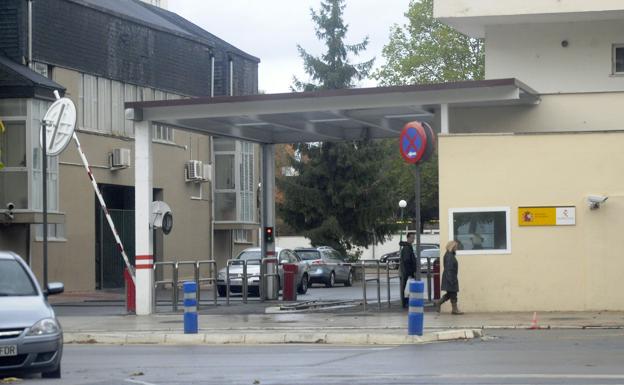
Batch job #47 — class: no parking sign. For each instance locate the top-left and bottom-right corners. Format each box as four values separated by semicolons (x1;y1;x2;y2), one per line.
399;121;435;164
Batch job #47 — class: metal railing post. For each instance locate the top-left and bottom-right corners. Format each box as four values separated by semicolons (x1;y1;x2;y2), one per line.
386;261;391;308
226;260;232;306
153;261;176;313
426;257;432;302
197;260;218;308
362;262;367;311
172;262;179;312
242;260;248;304
376;261;381;310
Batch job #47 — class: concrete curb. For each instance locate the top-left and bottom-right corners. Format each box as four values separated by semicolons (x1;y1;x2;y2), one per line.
64;329;483;346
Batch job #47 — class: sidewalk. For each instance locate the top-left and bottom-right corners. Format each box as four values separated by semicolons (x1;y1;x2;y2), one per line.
55;295;624;346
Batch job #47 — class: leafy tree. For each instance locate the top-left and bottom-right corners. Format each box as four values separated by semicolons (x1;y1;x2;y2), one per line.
372;0;485;229
279;0;398;256
373;0;484;86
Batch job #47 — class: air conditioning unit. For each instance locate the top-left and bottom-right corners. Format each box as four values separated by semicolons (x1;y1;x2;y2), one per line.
109;148;131;169
185;160;204;182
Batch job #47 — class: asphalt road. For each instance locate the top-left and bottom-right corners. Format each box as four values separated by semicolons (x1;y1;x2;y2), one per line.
6;329;624;385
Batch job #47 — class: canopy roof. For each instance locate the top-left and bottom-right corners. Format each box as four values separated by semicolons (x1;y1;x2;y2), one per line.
125;78;539;144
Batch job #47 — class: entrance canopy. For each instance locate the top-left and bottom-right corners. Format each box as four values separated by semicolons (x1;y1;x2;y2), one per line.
124;78;538;315
125;78;538;143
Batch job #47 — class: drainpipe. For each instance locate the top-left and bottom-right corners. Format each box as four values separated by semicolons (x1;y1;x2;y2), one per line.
229;55;233;96
210;52;215;98
27;0;33;66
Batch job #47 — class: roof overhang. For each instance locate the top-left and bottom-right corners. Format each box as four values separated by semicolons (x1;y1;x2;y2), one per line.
125;78;539;144
434;0;624;38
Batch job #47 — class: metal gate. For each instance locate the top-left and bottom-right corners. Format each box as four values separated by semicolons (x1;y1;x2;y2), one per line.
98;209;135;289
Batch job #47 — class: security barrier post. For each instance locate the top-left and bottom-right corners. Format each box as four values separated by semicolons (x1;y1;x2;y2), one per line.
183;281;198;334
408;279;425;336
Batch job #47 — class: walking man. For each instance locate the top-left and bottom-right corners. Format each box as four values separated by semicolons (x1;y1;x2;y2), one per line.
399;232;420;308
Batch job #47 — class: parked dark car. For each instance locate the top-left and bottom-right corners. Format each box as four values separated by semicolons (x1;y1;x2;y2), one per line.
379;243;439;270
0;251;64;379
295;247;353;287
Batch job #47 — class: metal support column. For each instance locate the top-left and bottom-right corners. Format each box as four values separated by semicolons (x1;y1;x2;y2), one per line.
135;120;154;315
260;144;277;300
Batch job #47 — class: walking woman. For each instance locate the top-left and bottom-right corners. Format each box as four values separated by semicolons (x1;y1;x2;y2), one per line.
436;240;464;315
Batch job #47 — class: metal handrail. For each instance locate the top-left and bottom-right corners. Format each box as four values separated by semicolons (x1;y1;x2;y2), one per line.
153;261;176;312
360;260;381;311
260;258;279;301
197;260;218;307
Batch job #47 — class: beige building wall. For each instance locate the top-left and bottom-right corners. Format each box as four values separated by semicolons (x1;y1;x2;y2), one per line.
485;21;624;93
28;68;215;291
450;92;624;134
439;131;624;312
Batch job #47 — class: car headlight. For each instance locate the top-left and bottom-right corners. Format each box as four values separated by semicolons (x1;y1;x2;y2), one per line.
27;318;60;336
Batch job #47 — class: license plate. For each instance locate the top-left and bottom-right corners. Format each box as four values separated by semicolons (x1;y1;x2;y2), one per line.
0;345;17;357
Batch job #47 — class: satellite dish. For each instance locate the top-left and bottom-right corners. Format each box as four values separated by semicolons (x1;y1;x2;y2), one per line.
40;97;76;156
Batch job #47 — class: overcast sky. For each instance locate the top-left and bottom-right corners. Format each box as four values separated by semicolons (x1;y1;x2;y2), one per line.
168;0;411;94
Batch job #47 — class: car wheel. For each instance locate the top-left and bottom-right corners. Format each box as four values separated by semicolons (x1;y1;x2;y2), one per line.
344;270;353;287
42;363;61;379
298;274;309;294
217;286;227;297
325;272;335;288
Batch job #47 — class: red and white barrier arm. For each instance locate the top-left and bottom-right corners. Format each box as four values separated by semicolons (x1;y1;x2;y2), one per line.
71;132;136;284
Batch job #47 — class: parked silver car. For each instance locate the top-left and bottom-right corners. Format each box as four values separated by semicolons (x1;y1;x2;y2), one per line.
216;247;310;297
0;251;64;378
295;248;353;287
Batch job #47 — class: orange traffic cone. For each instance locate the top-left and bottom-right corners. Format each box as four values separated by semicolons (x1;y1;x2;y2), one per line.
529;311;539;330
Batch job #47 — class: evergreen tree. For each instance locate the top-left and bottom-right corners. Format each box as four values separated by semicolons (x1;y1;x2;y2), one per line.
279;0;398;256
292;0;374;92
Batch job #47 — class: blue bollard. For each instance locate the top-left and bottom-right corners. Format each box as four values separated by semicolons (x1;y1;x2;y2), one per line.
408;279;424;336
183;281;198;334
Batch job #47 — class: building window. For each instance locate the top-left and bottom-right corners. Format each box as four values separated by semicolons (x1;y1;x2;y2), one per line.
31;62;52;79
448;207;511;255
80;73;98;131
233;229;252;243
31;100;58;212
34;223;66;241
0;118;28;209
152;123;175;143
214;138;256;223
240;141;254;222
78;73;182;138
613;45;624;74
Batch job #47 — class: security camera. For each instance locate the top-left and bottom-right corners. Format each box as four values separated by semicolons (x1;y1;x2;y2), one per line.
4;202;15;220
587;195;608;210
151;201;173;234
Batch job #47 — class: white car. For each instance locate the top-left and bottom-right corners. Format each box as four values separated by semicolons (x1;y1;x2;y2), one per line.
0;251;64;378
216;247;310;297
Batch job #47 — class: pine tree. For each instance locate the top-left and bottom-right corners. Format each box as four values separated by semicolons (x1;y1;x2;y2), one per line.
279;0;398;257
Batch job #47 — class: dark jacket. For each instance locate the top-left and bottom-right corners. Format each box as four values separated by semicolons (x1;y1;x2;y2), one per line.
441;251;459;292
399;241;418;278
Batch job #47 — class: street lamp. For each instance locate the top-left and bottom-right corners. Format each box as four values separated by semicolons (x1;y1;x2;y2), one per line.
399;200;407;242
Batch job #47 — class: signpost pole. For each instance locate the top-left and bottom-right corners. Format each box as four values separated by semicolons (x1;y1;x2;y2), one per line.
414;164;421;281
42;121;48;292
